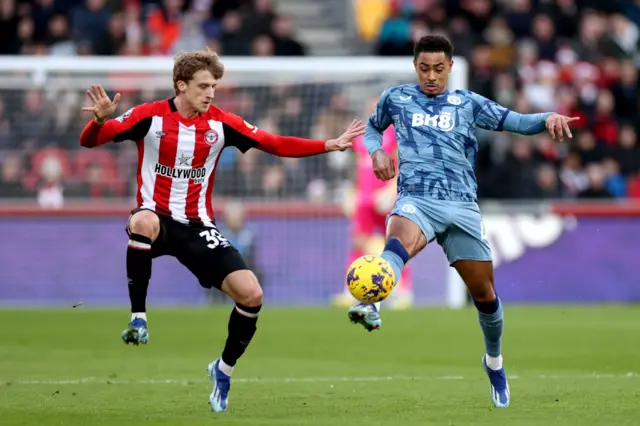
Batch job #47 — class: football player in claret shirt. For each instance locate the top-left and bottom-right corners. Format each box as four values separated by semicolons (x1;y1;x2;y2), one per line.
80;48;365;412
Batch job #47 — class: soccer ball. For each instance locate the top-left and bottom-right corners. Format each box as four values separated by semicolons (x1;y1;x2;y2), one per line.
346;255;396;303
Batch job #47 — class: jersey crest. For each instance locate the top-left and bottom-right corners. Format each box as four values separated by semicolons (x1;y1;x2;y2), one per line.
447;95;462;105
204;129;219;146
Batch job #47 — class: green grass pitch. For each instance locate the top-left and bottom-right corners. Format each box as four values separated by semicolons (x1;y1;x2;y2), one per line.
1;306;639;425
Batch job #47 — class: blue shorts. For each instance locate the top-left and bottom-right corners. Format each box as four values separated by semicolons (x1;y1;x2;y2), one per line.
388;195;492;265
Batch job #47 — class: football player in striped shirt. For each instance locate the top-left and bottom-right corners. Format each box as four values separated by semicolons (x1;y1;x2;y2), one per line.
80;48;365;412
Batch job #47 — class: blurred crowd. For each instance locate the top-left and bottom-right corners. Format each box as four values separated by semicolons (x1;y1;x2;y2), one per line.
0;0;306;56
1;0;640;205
0;82;357;204
364;0;640;199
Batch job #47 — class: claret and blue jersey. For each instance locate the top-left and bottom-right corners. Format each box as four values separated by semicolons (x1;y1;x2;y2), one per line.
364;84;552;202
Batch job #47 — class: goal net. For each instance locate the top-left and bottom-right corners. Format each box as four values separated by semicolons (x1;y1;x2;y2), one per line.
0;56;468;308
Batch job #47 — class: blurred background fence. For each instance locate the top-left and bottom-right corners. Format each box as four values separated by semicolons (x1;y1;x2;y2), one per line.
0;0;639;307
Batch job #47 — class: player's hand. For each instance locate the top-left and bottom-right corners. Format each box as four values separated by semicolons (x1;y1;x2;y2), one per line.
545;113;580;142
82;84;121;125
325;120;365;152
371;150;395;181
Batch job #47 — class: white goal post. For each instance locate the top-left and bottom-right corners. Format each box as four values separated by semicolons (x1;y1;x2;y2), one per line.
0;55;467;89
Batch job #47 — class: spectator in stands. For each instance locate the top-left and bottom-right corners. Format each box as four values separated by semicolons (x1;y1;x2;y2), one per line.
611;125;640;177
531;14;557;60
147;0;184;55
271;15;305;56
559;151;588;197
603;157;627;198
575;131;606;166
251;35;275;57
545;0;580;39
92;12;126;55
490;139;540;199
0;153;31;198
36;154;64;209
0;0;20;54
534;164;562;199
579;164;613;198
218;10;251;55
627;0;640;27
173;9;207;54
71;0;112;53
611;60;639;123
16;90;55;152
0;96;12;150
46;14;76;56
242;0;276;38
16;16;37;54
121;1;144;55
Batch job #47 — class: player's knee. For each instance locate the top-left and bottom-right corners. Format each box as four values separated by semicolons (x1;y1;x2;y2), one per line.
222;270;263;306
386;215;427;257
128;210;160;240
385;231;422;258
237;284;263;307
468;279;496;303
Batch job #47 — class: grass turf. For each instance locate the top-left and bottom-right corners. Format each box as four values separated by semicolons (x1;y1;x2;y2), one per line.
1;306;639;425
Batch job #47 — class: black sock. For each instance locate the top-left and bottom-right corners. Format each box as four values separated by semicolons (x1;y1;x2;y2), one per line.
127;233;152;313
221;304;262;366
473;296;500;315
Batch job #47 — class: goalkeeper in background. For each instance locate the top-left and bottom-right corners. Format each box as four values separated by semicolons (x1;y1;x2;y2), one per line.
334;97;413;310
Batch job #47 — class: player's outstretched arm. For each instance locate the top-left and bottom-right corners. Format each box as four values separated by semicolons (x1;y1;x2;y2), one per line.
503;112;579;141
221;111;364;158
469;91;579;141
79;84;152;148
257;119;364;157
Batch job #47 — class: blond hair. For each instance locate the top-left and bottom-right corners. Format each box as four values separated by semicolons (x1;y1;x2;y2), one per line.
173;47;225;95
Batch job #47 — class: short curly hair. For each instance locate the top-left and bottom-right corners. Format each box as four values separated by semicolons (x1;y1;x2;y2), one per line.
414;35;454;60
173;47;225;95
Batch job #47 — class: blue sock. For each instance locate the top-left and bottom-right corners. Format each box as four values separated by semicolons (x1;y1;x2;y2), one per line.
380;238;408;290
474;297;503;358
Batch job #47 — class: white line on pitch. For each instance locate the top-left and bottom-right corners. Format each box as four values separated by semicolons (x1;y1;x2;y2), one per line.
0;373;636;386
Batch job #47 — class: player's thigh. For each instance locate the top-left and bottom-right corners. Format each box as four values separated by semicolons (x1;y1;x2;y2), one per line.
440;204;495;301
174;225;253;293
440;206;492;264
387;196;442;258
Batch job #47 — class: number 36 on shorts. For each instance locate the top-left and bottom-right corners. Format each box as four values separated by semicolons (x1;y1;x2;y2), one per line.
199;227;230;249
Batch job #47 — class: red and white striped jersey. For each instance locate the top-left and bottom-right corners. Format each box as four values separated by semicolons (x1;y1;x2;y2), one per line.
80;98;327;226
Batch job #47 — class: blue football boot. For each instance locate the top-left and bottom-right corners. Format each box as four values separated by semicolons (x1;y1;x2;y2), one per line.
121;318;149;345
482;355;510;408
207;359;231;412
347;302;382;332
